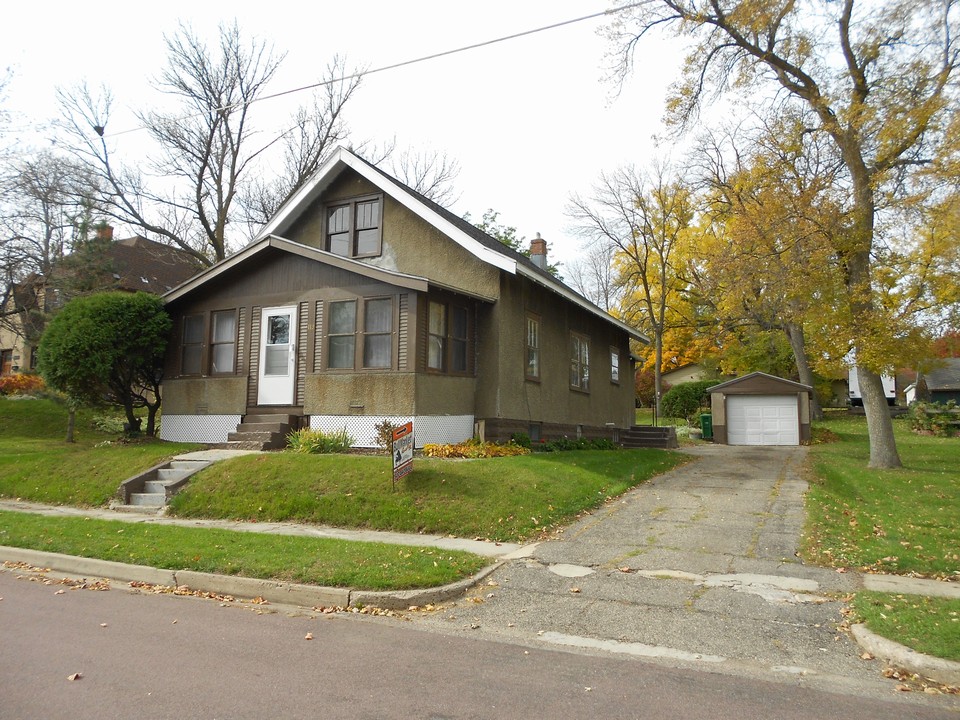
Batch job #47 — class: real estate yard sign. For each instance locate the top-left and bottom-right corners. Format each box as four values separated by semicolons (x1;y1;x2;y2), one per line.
392;421;414;489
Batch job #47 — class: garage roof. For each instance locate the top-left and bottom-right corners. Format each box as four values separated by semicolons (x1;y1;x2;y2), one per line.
710;372;812;394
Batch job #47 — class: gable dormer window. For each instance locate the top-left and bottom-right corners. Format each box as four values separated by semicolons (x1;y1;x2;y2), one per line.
326;195;382;258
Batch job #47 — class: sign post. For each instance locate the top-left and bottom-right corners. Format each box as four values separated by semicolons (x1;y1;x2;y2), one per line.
391;421;414;490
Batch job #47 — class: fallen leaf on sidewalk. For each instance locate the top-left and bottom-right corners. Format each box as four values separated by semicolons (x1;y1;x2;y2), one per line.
304;633;314;640
619;567;633;573
67;673;82;681
570;587;581;594
860;652;874;661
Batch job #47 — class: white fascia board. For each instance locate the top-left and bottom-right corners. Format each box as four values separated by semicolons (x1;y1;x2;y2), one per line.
336;152;517;274
516;264;648;344
257;147;515;274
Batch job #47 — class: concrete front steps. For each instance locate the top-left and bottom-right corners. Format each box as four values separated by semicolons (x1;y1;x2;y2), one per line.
218;412;301;451
114;459;212;513
620;425;680;449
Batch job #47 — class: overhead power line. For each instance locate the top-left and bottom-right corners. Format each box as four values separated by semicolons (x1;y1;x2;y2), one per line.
105;3;641;138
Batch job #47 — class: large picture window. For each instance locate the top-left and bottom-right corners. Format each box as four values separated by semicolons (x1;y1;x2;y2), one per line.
326;196;382;258
570;333;590;391
326;297;394;370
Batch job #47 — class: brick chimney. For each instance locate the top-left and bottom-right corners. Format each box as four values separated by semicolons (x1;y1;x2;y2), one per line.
94;223;114;242
529;233;547;270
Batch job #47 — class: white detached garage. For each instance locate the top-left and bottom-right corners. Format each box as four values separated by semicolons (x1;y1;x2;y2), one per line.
709;372;813;446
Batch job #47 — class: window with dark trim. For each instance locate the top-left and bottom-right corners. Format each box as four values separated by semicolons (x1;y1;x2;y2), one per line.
610;347;620;384
427;301;446;371
328;300;357;369
326;297;394;370
181;314;204;375
362;297;393;368
326;195;382;258
570;333;590;391
427;300;470;374
210;310;237;374
525;314;540;380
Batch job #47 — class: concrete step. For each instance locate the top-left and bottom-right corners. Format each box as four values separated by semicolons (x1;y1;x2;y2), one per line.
168;460;211;471
211;440;273;451
228;430;284;444
236;422;289;434
243;414;299;425
143;480;168;494
157;468;191;483
130;493;166;507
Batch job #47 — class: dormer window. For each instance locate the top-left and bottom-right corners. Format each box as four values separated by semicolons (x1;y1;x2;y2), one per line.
326;195;382;258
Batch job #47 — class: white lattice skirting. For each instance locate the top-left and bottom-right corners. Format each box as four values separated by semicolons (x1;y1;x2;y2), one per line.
159;415;242;444
310;415;474;448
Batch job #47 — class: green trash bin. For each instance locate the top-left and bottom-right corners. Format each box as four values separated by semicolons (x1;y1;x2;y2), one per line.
700;413;713;440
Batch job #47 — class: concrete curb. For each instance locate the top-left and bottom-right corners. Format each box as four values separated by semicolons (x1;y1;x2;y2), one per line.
0;545;495;611
851;623;960;687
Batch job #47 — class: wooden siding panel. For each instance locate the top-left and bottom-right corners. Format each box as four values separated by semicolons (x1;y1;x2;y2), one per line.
248;306;261;408
297;301;308;406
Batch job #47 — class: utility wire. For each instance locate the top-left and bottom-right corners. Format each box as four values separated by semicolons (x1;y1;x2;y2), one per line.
105;3;641;138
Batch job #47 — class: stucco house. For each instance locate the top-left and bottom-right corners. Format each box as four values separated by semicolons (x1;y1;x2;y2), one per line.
158;147;646;448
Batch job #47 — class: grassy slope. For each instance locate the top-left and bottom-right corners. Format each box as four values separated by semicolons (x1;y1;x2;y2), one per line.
0;510;486;590
806;413;960;662
0;397;200;505
169;449;688;542
804;414;959;579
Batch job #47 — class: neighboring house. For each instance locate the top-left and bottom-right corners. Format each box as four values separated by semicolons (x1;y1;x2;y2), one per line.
905;358;960;404
660;362;710;387
0;230;201;376
158;147;646;447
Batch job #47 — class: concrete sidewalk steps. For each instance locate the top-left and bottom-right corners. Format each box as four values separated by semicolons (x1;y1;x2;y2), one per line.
117;458;212;511
220;413;300;451
620;425;679;449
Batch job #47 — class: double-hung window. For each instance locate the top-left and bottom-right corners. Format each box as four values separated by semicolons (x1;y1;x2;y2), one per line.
327;297;394;370
525;314;540;380
210;311;237;374
328;300;357;369
610;348;620;384
570;333;590;391
181;315;204;375
363;298;393;368
428;300;470;374
326;196;382;258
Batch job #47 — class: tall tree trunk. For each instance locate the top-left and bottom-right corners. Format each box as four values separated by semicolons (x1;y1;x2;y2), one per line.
653;332;664;422
65;407;76;443
784;321;822;421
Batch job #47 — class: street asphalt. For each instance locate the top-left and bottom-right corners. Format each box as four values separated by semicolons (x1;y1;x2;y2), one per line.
2;443;959;706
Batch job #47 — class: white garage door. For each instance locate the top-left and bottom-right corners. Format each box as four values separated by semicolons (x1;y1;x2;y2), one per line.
726;395;799;446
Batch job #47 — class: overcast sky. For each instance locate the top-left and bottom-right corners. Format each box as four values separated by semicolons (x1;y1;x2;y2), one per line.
3;1;684;269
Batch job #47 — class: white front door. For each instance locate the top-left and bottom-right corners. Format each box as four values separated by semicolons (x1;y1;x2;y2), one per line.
257;306;297;406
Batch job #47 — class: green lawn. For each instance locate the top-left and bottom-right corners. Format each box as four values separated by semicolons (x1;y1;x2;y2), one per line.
169;449;687;542
805;413;960;663
804;414;959;580
0;510;486;590
0;396;200;506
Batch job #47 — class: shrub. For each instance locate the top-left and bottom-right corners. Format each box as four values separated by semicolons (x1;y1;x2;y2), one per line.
661;380;721;421
909;401;959;438
534;437;620;452
510;432;532;448
92;414;128;434
286;427;354;453
373;419;397;451
422;440;530;458
0;373;46;396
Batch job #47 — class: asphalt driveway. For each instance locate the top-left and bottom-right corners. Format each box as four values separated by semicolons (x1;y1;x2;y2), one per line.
409;444;909;698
